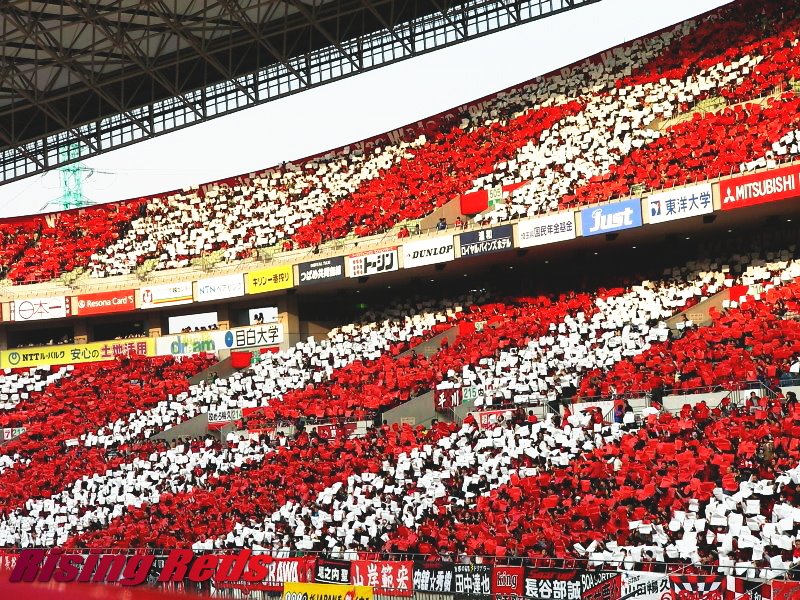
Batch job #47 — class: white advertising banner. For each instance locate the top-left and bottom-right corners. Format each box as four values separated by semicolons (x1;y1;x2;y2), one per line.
646;183;713;224
195;273;245;302
517;212;576;248
155;324;284;357
347;247;399;278
139;282;193;309
207;408;243;425
11;296;69;322
402;235;455;268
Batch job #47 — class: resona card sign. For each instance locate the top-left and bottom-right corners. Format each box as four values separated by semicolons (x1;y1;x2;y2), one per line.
459;225;513;257
580;198;642;236
298;256;345;285
403;235;455;268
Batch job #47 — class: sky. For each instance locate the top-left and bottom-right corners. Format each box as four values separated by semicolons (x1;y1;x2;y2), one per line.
0;0;732;218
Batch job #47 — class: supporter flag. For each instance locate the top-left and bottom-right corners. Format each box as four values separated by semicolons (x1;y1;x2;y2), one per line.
351;561;413;597
314;559;352;585
413;561;455;594
771;579;800;600
669;575;726;599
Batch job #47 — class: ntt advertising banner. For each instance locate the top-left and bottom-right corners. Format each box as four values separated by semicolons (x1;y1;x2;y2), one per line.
580;198;642;236
195;273;245;302
517;212;576;247
402;235;455;268
139;282;193;309
10;296;70;322
0;339;155;369
74;289;136;316
646;183;713;223
459;225;513;257
720;163;800;210
298;256;346;285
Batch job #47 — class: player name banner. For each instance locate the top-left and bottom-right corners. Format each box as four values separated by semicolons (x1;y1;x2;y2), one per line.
299;256;346;285
139;282;193;309
247;265;294;294
351;560;413;596
283;582;373;600
435;387;463;412
622;571;670;600
454;564;492;598
402;235;455;268
646;183;713;224
10;296;69;322
314;558;352;585
74;289;136;316
347;248;399;278
0;339;154;369
517;212;576;247
413;561;454;593
459;225;514;257
720;163;800;210
581;198;642;236
196;273;245;302
207;408;243;425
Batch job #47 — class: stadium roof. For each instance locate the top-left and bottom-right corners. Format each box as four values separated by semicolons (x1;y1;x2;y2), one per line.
0;0;598;185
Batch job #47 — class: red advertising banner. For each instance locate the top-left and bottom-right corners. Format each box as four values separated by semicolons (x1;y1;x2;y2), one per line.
351;560;413;596
720;163;800;211
75;289;136;316
771;580;800;600
491;565;524;598
215;556;315;592
473;410;512;429
314;423;357;440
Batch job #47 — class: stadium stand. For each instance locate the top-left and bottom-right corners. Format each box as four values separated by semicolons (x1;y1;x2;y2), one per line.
0;0;795;283
5;2;800;597
1;236;800;564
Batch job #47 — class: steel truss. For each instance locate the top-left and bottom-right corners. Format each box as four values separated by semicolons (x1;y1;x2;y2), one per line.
0;0;598;186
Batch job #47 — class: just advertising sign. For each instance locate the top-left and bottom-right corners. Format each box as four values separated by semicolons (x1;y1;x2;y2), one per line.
646;183;713;223
580;198;642;236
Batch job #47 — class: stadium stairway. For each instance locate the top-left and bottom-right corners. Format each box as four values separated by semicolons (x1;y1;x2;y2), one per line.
665;288;731;330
